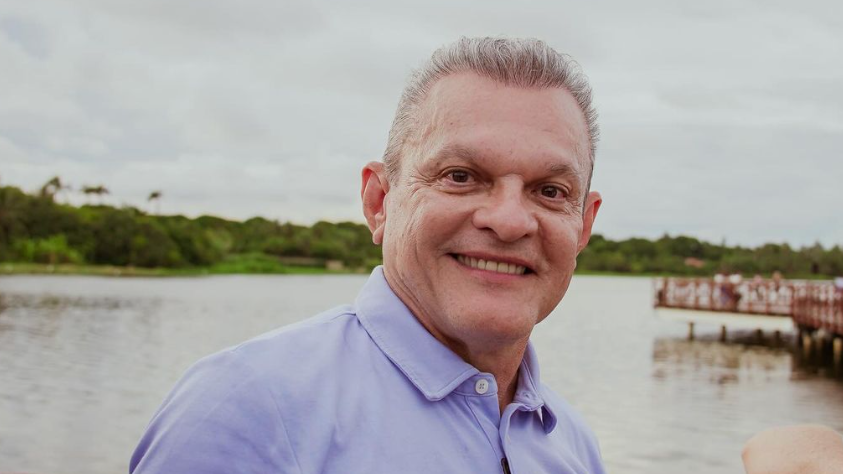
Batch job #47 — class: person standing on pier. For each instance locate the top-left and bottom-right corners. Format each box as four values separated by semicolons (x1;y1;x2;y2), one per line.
130;37;605;474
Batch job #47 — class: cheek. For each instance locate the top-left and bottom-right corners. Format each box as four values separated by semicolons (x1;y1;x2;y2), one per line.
383;195;439;263
383;192;418;239
412;194;472;235
542;218;583;262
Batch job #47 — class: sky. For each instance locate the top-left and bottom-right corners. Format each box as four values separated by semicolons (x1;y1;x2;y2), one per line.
0;0;840;248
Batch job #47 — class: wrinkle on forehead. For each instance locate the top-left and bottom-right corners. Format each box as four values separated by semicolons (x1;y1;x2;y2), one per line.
407;73;592;171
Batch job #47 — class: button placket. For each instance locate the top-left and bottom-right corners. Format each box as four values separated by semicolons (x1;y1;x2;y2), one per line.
460;375;505;468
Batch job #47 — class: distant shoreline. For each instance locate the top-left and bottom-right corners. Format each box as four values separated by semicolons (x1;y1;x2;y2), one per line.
2;263;832;280
5;184;842;281
0;262;348;277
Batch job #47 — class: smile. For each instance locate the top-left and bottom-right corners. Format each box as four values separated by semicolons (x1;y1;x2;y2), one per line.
453;254;528;275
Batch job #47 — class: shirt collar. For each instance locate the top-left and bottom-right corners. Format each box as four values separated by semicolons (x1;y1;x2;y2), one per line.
515;342;558;433
355;267;559;432
355;267;478;401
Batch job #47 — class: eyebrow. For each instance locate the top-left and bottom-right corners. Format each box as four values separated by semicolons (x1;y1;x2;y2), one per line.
428;144;585;183
426;144;481;169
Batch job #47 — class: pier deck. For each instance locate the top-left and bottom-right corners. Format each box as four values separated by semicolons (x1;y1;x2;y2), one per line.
654;277;843;336
654;276;843;367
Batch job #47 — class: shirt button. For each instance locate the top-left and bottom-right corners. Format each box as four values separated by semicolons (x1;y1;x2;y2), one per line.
475;379;489;394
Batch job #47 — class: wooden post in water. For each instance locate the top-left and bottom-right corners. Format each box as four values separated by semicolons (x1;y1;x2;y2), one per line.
688;322;695;341
802;332;814;359
720;325;727;342
755;328;764;344
815;331;829;363
773;330;782;346
834;338;843;368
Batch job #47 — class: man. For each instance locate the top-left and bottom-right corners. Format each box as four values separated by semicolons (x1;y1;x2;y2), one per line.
131;37;604;473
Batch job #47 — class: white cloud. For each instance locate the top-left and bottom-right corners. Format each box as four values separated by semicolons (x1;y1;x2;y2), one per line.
0;0;840;247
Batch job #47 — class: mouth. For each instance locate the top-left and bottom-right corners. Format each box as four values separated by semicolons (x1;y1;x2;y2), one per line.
450;253;533;276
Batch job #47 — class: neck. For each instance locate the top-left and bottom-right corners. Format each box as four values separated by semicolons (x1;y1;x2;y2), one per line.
381;268;530;413
457;342;527;413
422;324;528;414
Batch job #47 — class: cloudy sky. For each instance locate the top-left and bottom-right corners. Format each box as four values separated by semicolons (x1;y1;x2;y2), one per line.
1;0;840;248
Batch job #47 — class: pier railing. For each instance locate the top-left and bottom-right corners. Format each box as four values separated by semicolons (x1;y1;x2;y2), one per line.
654;277;843;335
654;278;797;316
791;283;843;335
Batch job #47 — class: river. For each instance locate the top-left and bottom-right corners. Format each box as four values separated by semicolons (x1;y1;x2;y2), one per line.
1;274;841;474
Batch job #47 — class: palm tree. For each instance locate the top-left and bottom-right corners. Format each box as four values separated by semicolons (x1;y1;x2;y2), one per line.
82;185;110;205
40;176;71;202
82;186;96;204
148;190;162;215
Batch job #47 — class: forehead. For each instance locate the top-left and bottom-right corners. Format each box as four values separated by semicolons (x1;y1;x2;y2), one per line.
409;72;591;173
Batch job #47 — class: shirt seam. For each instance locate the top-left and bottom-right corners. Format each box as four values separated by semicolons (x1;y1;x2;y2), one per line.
264;382;304;474
221;345;309;473
226;343;310;473
153;357;289;470
229;309;355;353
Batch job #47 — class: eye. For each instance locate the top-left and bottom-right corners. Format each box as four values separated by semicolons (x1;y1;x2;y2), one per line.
539;185;565;199
447;170;472;183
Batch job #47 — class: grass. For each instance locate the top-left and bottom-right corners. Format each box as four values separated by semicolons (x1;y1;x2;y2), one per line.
0;262;187;277
0;254;348;277
204;253;338;275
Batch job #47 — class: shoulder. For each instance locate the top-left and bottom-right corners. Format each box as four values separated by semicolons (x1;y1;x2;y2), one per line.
130;305;362;474
164;304;369;410
160;304;360;392
223;304;360;371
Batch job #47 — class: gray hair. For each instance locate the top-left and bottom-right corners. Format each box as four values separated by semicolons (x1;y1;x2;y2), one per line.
382;36;599;186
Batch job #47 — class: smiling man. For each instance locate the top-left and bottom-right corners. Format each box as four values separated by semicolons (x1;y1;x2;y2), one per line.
131;37;605;474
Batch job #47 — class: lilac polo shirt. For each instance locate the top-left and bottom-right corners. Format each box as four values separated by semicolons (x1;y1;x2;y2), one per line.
130;267;605;474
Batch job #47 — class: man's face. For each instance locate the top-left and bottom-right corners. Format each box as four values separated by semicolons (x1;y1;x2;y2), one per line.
364;72;601;353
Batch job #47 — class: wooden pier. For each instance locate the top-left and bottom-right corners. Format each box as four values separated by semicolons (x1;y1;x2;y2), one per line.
654;277;843;367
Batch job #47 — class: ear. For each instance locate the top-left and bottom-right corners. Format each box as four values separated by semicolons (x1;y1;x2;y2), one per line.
361;161;389;245
576;191;602;254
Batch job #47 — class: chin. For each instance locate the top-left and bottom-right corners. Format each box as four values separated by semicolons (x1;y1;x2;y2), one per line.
458;306;538;341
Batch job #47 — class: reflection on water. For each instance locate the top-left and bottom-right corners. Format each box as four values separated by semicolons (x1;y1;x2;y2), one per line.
1;275;842;474
653;329;843;382
652;338;792;385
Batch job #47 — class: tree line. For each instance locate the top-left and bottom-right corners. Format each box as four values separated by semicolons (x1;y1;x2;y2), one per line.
1;179;841;277
0;181;381;270
578;235;843;278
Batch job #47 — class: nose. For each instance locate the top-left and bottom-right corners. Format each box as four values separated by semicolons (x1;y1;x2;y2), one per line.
471;181;538;242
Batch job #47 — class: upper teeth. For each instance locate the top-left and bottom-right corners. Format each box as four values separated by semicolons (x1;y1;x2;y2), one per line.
456;255;526;275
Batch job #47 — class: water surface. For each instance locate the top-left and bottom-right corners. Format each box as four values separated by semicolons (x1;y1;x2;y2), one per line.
1;274;841;474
